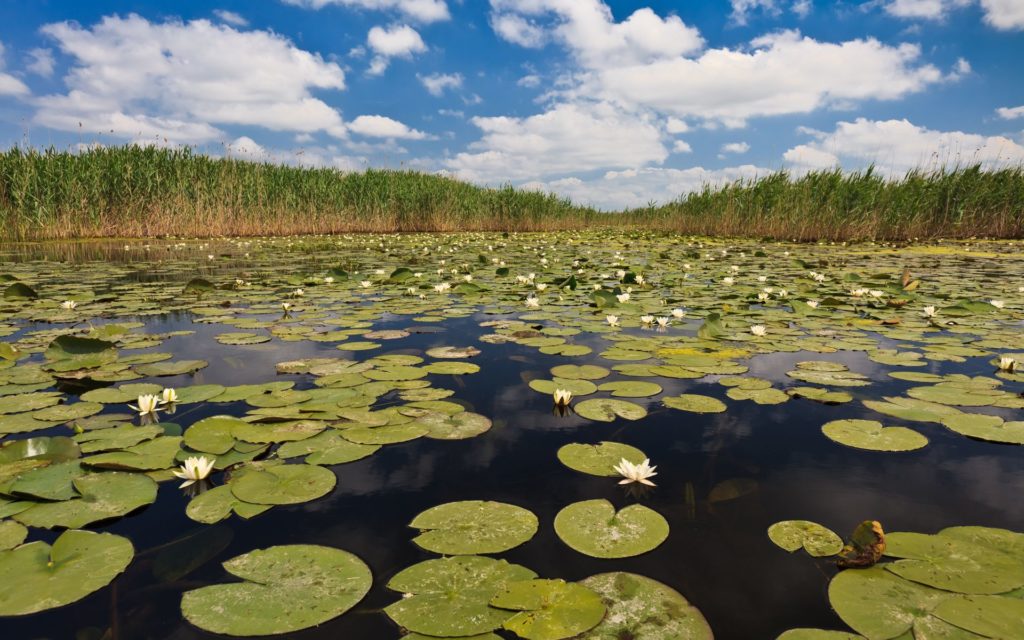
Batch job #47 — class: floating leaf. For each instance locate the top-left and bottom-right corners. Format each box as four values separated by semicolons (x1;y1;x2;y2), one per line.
15;471;158;529
385;556;536;637
663;394;727;413
554;499;668;559
556;441;646;477
135;360;208;377
418;411;492;440
0;520;27;550
410;500;539;555
596;380;662;397
822;419;928;452
181;544;371;636
490;579;605;640
183;415;244;454
884;527;1024;594
549;365;610;380
768;520;844;557
185;485;271;524
572;398;647;422
229;463;336;505
576;572;713;640
0;529;133;615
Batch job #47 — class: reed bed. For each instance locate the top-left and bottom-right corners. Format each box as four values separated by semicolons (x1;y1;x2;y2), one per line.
1;146;1021;240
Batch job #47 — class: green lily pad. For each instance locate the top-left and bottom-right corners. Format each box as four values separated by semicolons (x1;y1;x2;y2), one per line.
490;579;605;640
0;391;63;415
573;398;647;422
884;527;1024;594
0;529;134;615
74;424;162;453
135;360;208;377
385;555;537;637
828;566;957;639
80;383;164;404
341;422;429;444
183;415;245;454
229;463;336;505
82;436;183;471
932;594;1024;638
596;381;663;397
418;411;492;440
663;394;727;413
554;499;669;559
181;544;372;636
942;414;1024;444
556;441;647;477
0;520;28;550
215;332;272;345
529;378;599;396
171;384;226;404
277;431;380;465
426;346;481;359
726;387;790;405
15;471;157;529
576;572;713;640
776;631;864;640
4;460;85;501
822;419;928;452
185;485;272;524
768;520;844;557
410;500;539;555
0;436;80;462
232;420;325;444
549;365;611;380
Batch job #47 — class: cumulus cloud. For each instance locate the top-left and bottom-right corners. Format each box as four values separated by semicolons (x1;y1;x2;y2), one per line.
366;24;426;75
213;9;248;26
980;0;1024;29
490;13;546;47
672;140;693;153
996;105;1024;120
445;101;667;183
783;118;1024;174
34;15;347;143
524;164;769;210
349;114;430;139
226;135;267;158
882;0;1024;29
721;141;751;154
418;72;462;96
0;41;30;96
730;0;781;25
283;0;449;23
25;47;56;77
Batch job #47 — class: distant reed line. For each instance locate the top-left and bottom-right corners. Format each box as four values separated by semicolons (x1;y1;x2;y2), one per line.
0;145;1021;240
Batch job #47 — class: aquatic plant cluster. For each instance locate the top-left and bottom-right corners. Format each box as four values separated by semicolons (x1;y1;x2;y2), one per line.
2;146;1023;240
0;231;1022;638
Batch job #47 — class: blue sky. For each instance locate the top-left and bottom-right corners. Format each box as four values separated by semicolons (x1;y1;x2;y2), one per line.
1;0;1022;209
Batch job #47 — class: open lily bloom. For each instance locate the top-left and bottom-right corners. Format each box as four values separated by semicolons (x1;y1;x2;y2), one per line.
614;458;657;487
750;324;768;337
553;389;572;406
998;356;1017;372
174;456;215;489
129;394;161;416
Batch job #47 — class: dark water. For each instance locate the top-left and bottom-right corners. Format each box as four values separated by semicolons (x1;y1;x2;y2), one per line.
6;306;1023;640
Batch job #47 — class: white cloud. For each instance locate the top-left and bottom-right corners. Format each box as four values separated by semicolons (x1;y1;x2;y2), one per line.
0;41;30;96
721;141;750;154
525;164;769;209
438;108;464;118
884;0;971;20
489;1;704;68
980;0;1024;29
418;72;462;96
227;135;267;158
445;101;667;183
783;118;1024;174
577;30;947;127
366;23;426;75
517;74;541;88
349;114;430;139
792;0;812;17
996;105;1024;120
213;9;249;26
730;0;781;25
665;117;690;134
672;140;692;153
283;0;449;23
25;47;55;77
35;15;347;143
490;13;546;48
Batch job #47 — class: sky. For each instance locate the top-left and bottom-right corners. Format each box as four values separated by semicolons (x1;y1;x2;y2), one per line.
0;0;1023;210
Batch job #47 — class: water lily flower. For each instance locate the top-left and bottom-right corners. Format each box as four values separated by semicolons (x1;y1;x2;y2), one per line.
129;394;161;416
360;281;372;288
671;308;685;319
807;300;820;309
434;282;451;293
868;290;884;299
851;288;868;297
750;325;768;337
635;274;646;285
293;288;304;297
730;265;740;273
281;302;292;312
777;289;789;298
173;456;215;489
160;388;178;405
757;292;770;301
640;315;655;325
998;356;1017;372
374;269;385;275
814;273;826;283
991;300;1005;309
525;296;540;308
606;315;620;327
553;389;572;406
614;458;657;486
922;305;936;318
536;283;548;291
463;275;473;282
616;269;626;279
722;277;735;285
656;317;671;328
324;276;334;284
616;293;631;303
60;300;77;310
758;276;768;283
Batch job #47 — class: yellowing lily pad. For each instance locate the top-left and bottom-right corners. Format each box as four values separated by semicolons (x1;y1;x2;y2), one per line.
576;572;713;640
768;520;844;557
490;579;606;640
663;394;727;413
822;419;928;452
410;500;539;555
557;441;646;477
554;499;669;559
572;398;647;422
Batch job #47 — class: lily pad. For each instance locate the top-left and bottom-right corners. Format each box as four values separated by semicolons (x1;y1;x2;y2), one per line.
0;520;28;550
554;499;669;558
185;485;272;524
181;544;372;636
663;394;727;413
822;419;928;452
229;463;336;505
490;579;605;640
410;500;539;555
573;398;647;422
768;520;844;557
576;572;713;640
596;380;663;397
0;529;134;616
15;471;157;529
556;441;647;477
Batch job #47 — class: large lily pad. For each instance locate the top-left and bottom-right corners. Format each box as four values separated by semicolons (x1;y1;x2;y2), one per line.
663;394;727;413
556;441;647;477
577;572;713;640
573;398;647;422
15;472;157;529
554;499;669;558
410;500;539;555
822;419;928;452
0;529;134;615
490;579;606;640
884;527;1024;594
181;544;372;636
385;556;537;637
229;463;336;505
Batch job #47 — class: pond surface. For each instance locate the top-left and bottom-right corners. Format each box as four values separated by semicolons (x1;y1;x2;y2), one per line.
0;233;1022;640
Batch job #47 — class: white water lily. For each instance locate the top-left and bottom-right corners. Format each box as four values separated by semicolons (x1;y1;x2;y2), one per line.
757;292;769;301
536;283;548;291
776;289;789;298
553;389;572;406
806;300;820;309
129;394;161;416
722;277;735;285
614;458;657;487
292;288;304;297
640;315;655;325
868;290;884;299
281;302;292;312
851;288;868;297
730;265;740;272
671;308;685;319
463;275;473;282
160;388;178;405
616;293;630;303
750;324;768;337
656;317;671;328
990;300;1005;309
814;273;826;283
757;275;768;282
635;274;645;285
173;456;215;489
616;269;626;279
324;276;334;284
60;300;77;310
606;315;620;327
998;356;1017;372
922;305;936;318
525;296;540;308
360;280;372;288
